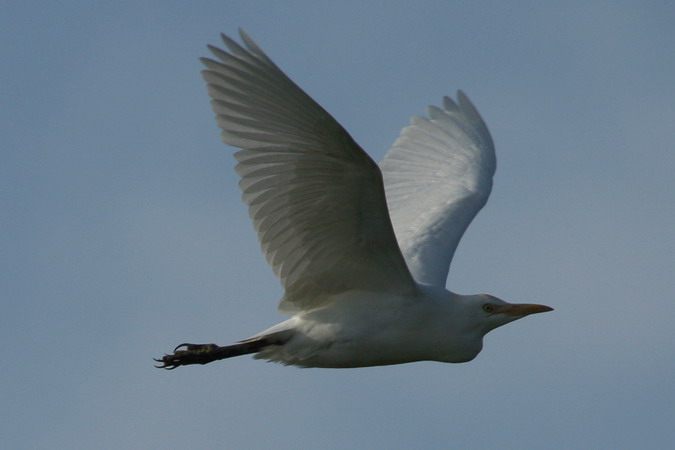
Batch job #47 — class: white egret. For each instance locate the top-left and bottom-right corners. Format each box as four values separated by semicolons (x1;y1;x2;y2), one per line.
156;30;552;370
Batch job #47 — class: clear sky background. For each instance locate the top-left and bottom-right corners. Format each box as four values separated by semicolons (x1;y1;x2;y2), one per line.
3;1;674;449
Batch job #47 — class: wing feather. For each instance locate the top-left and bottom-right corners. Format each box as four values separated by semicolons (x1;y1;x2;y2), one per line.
202;30;417;313
380;92;496;287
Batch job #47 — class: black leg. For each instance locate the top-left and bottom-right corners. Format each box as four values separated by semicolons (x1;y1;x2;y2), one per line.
154;337;276;369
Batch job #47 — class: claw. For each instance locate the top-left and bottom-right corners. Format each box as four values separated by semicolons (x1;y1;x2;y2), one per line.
173;343;193;353
154;343;219;370
153;355;178;370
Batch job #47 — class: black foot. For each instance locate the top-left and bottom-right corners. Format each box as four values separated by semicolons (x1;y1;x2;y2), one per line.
154;343;220;370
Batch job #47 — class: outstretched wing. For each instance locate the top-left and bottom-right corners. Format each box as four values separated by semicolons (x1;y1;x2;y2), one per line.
201;30;417;313
380;92;496;287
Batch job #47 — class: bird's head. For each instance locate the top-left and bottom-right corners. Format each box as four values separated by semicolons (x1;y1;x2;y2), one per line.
463;293;553;335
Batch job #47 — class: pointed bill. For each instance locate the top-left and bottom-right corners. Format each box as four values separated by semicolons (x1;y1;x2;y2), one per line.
497;303;554;317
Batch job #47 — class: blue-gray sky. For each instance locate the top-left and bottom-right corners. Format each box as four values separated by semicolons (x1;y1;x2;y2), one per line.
2;1;674;448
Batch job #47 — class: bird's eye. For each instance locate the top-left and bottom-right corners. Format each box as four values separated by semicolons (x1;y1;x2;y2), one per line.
482;304;495;313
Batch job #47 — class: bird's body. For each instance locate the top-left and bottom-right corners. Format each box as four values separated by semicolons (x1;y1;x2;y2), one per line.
156;30;552;370
251;286;480;368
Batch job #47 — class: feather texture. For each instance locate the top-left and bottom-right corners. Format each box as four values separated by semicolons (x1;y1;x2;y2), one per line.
381;93;496;287
201;30;417;313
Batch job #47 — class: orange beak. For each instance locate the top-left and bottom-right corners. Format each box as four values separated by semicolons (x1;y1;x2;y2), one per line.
496;303;554;317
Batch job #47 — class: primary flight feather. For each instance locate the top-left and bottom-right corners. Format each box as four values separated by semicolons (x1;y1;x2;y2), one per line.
156;30;551;370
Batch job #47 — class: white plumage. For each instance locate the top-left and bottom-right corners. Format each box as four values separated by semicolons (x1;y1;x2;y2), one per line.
156;30;552;370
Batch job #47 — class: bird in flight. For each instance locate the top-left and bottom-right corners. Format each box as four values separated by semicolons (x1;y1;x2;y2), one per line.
155;30;552;370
